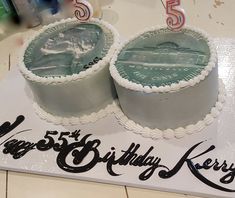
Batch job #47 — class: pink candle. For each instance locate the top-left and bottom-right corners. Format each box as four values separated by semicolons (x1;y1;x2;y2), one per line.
166;0;185;31
74;0;93;22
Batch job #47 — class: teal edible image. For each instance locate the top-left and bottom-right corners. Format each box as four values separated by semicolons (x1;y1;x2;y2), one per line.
23;23;113;78
116;30;210;87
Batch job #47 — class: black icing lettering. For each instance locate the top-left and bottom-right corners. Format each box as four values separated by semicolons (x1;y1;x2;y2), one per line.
99;151;112;163
220;170;235;184
187;160;235;192
56;134;100;173
53;132;70;152
118;143;140;166
2;125;235;193
98;143;168;178
83;57;102;69
158;141;235;192
36;130;58;151
83;65;89;69
158;142;207;179
94;57;101;63
3;139;36;159
129;146;154;166
195;159;235;184
139;157;166;181
0;115;25;138
195;158;214;170
103;147;121;176
129;153;138;165
143;156;157;166
68;130;81;141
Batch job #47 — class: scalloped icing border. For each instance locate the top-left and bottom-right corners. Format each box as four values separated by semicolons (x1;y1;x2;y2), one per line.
113;79;226;139
110;26;217;93
33;101;118;126
19;17;120;85
34;80;225;138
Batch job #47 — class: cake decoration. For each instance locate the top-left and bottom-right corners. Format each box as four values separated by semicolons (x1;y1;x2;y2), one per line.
110;26;225;137
34;101;118;125
166;0;185;31
113;80;226;139
18;1;225;139
115;30;210;87
111;26;216;93
74;0;93;22
19;18;119;123
24;22;112;77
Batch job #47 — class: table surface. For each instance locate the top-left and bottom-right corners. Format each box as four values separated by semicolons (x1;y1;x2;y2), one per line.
0;0;234;198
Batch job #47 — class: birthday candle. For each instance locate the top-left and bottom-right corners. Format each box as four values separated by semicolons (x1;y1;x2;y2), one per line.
166;0;185;31
74;0;93;22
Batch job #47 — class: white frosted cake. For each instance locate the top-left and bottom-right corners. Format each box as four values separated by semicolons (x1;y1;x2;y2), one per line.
19;18;119;125
110;26;225;139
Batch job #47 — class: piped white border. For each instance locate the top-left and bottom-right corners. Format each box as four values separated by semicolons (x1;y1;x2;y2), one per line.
33;101;118;125
33;79;225;139
110;26;217;93
19;18;120;85
113;79;226;139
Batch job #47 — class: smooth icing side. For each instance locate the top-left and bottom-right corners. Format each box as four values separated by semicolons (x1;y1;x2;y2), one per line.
33;80;226;139
28;63;117;117
110;26;217;93
34;101;118;125
113;79;226;139
110;26;221;132
114;64;218;129
18;18;120;120
19;18;120;85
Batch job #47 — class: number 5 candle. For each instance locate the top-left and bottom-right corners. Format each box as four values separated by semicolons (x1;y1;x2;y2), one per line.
74;0;93;21
166;0;185;31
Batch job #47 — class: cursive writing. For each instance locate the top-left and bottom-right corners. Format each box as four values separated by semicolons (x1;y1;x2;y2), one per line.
0;115;235;193
0;115;25;138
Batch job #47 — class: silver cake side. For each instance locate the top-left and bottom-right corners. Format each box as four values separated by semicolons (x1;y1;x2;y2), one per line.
110;26;223;134
19;18;120;121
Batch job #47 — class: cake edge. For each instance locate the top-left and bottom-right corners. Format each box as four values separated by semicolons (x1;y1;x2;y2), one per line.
33;100;118;125
110;25;217;93
18;17;120;85
113;79;226;139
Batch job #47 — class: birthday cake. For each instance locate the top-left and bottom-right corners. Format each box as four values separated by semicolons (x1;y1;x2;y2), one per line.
19;18;119;124
110;26;226;139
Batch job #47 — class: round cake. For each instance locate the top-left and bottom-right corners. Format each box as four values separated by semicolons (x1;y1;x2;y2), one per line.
19;18;119;124
110;26;225;138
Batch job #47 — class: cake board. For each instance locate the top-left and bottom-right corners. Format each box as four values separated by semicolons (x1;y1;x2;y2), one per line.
0;38;235;198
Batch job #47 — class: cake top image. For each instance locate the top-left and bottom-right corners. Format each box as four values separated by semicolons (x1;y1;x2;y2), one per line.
111;27;217;92
19;18;119;83
24;23;110;77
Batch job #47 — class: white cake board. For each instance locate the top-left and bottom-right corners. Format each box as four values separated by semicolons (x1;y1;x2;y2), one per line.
0;39;235;198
